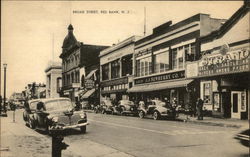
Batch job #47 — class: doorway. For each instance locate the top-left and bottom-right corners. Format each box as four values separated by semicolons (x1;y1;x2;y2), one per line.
231;91;241;119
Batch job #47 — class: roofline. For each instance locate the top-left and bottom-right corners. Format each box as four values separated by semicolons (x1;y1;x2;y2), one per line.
200;2;248;43
99;35;141;57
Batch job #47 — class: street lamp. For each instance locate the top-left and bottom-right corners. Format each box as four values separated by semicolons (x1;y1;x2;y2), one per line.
3;63;7;113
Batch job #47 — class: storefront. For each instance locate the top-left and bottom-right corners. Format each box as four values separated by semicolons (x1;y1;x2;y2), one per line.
193;2;250;119
128;70;196;108
99;36;139;102
197;46;250;119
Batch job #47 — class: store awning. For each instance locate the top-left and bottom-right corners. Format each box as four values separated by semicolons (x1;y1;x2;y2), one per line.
85;69;98;79
81;89;96;99
127;79;193;93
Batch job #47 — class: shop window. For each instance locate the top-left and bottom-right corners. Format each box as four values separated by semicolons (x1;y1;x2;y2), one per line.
172;49;178;70
111;59;120;79
122;55;133;76
203;83;211;104
136;56;152;77
178;47;184;69
153;51;170;73
102;63;109;81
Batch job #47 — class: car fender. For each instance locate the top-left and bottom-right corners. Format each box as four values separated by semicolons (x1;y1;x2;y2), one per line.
139;108;147;113
155;106;168;113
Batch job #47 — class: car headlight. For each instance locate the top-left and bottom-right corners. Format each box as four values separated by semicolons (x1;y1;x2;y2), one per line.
80;111;87;119
52;117;59;123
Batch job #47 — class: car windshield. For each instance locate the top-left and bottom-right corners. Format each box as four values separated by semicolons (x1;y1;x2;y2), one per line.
45;99;75;112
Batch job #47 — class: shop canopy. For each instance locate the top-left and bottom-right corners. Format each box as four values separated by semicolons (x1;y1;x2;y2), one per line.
85;69;98;79
81;88;96;99
127;79;193;93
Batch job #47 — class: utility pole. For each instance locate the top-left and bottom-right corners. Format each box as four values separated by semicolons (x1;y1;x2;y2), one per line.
3;63;7;113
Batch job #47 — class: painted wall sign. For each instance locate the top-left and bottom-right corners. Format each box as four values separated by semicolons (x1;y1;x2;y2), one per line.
100;77;128;87
134;70;185;85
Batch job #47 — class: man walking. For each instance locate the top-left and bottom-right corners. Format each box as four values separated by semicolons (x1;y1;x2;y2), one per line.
196;98;204;120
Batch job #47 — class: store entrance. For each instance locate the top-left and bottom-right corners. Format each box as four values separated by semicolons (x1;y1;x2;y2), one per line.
222;92;231;118
231;91;241;119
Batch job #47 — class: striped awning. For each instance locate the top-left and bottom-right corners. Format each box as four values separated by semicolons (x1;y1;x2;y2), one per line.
81;89;96;99
127;79;193;93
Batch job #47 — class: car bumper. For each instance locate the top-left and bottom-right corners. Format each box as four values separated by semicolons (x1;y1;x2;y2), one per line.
62;122;89;129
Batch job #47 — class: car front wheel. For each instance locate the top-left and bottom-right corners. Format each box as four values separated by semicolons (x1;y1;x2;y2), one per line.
80;126;86;133
153;111;160;120
29;118;35;129
139;111;144;119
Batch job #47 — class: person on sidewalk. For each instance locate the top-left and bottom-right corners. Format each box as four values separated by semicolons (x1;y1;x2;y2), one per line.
196;98;204;120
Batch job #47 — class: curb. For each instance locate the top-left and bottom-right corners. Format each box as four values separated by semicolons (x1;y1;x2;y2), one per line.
179;118;243;128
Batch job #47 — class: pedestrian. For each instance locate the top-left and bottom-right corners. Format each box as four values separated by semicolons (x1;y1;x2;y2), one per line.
196;98;204;120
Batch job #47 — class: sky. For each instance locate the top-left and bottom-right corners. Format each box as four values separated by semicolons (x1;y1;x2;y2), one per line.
1;1;243;97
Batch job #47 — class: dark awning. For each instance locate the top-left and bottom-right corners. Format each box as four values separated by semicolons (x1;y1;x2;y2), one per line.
81;89;96;99
127;79;193;93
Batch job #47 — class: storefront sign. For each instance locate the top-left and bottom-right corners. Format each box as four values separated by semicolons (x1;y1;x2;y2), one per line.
135;48;152;58
200;48;249;66
85;79;95;89
198;48;250;76
100;77;128;87
135;70;185;85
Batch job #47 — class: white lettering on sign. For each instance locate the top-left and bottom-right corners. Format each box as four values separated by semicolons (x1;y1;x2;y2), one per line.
201;48;249;66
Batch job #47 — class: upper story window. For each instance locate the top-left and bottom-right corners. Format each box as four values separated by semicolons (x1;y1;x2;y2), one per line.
153;50;170;73
136;56;152;77
111;59;120;79
121;54;133;76
102;63;109;81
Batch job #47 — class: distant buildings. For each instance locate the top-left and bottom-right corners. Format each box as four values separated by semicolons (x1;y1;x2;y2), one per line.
45;61;62;98
59;24;108;102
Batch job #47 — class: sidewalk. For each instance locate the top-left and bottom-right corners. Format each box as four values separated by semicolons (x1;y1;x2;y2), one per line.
177;113;249;129
85;109;249;129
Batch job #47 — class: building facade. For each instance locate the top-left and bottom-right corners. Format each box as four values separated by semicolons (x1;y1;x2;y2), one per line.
99;36;141;102
60;24;108;102
45;61;62;98
128;14;225;109
187;2;249;119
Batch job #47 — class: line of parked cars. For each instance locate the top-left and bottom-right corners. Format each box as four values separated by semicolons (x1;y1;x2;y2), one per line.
23;98;89;134
94;99;178;120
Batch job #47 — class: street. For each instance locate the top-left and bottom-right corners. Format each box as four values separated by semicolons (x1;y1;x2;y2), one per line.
1;109;248;157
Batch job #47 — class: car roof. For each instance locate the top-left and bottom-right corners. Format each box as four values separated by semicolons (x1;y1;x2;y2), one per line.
28;97;71;104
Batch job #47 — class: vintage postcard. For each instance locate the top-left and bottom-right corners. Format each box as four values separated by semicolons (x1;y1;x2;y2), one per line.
1;1;249;157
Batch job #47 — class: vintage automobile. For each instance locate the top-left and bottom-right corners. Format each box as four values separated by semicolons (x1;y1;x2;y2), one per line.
138;100;177;120
234;129;250;147
23;98;89;134
99;99;114;114
117;100;137;116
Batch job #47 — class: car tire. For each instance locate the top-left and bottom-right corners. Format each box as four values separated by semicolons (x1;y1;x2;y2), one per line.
102;109;106;114
153;111;160;120
120;107;126;115
80;126;86;133
29;118;35;129
139;111;144;119
23;112;27;121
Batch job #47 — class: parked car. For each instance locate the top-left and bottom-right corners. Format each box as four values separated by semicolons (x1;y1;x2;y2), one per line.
99;99;114;114
234;129;249;147
117;100;137;116
138;100;177;120
23;98;89;134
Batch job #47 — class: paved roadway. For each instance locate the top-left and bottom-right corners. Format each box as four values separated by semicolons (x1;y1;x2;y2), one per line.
1;110;248;157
